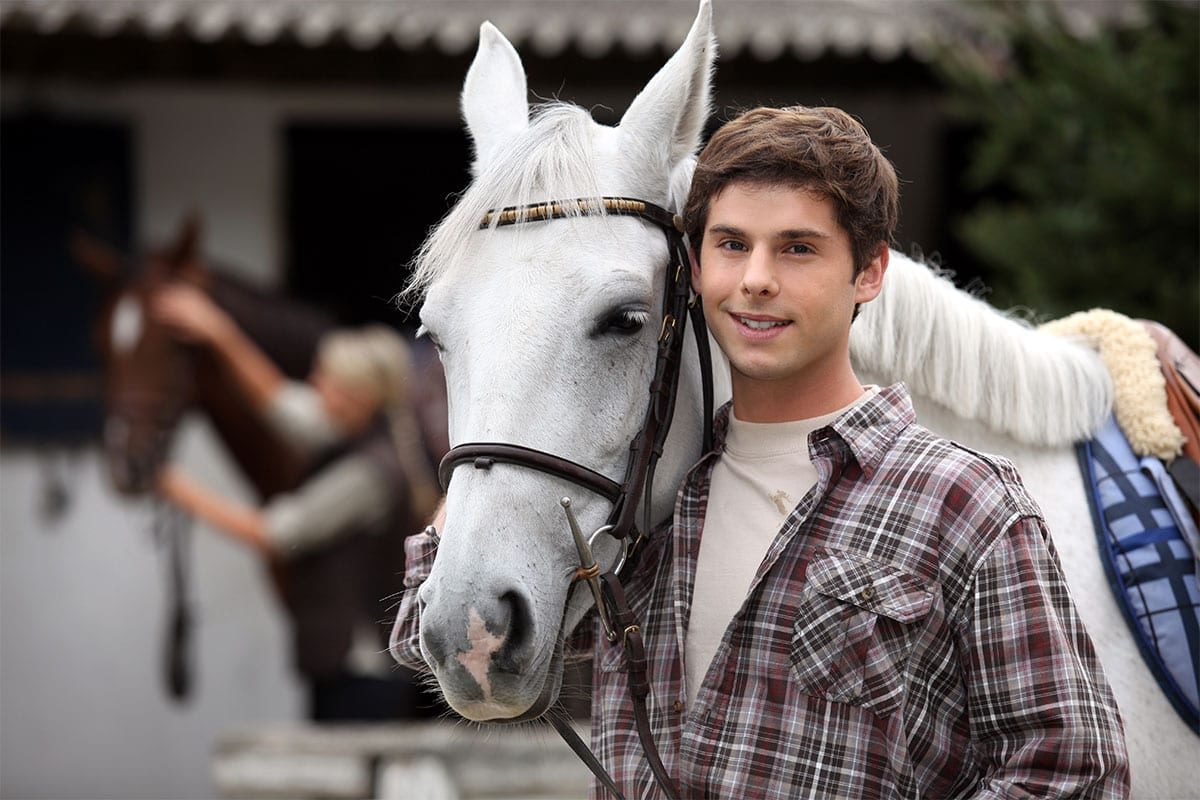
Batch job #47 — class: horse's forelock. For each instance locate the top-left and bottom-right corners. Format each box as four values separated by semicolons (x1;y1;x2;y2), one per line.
403;103;611;304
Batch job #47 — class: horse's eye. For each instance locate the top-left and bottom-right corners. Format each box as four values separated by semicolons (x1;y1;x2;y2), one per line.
417;324;446;355
594;308;650;337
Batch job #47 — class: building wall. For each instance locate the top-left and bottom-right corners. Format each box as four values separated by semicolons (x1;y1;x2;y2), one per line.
1;424;299;800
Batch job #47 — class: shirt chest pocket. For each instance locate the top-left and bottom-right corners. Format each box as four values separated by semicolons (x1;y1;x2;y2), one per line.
789;551;935;719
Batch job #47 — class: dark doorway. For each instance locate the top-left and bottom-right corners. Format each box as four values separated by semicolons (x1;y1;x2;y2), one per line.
284;123;471;330
0;114;133;443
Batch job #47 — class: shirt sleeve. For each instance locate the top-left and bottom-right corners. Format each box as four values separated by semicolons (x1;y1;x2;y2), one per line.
263;380;343;456
961;515;1131;798
389;530;439;671
262;454;392;555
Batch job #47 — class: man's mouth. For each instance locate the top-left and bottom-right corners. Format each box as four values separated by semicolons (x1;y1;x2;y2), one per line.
733;313;790;331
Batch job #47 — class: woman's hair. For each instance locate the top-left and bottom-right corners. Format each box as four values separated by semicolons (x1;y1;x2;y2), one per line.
316;326;439;521
684;105;900;275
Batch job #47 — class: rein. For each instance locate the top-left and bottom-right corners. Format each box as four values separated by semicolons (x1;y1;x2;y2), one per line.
152;498;194;702
437;196;714;800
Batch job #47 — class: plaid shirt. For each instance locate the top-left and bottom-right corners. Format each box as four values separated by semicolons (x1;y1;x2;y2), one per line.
391;383;1129;799
589;383;1128;799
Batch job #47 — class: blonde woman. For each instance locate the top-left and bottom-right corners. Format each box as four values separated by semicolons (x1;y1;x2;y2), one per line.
152;284;440;721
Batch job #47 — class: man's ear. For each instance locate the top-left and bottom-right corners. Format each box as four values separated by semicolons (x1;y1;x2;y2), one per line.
854;243;889;305
689;245;702;294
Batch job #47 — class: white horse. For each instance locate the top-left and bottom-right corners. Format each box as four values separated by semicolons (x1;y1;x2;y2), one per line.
399;2;1196;795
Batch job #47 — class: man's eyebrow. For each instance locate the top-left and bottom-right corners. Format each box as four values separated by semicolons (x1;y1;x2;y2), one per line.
777;228;832;240
707;223;832;240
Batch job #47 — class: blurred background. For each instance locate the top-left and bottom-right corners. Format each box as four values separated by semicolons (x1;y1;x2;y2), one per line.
1;1;1196;798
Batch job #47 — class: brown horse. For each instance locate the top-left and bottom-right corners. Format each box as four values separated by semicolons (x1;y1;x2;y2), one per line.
76;217;333;500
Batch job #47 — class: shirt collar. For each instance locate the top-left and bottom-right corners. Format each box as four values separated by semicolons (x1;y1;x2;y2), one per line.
710;382;915;478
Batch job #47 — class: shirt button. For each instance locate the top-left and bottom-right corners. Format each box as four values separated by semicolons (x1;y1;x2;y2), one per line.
859;586;875;602
673;700;685;712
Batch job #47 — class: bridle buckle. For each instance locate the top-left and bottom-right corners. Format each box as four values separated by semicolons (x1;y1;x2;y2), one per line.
658;313;676;343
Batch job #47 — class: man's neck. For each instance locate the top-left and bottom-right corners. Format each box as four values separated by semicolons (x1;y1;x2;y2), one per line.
730;364;867;423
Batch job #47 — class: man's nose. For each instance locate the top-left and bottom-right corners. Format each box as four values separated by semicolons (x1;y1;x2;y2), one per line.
741;250;779;297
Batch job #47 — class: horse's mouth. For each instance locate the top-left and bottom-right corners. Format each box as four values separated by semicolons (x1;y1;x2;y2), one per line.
465;586;580;724
497;633;567;723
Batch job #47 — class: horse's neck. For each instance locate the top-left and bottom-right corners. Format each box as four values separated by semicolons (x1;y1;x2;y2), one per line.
849;251;1111;446
191;272;335;498
207;270;333;380
191;353;307;498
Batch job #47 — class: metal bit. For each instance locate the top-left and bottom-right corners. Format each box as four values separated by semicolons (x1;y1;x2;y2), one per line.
561;497;617;641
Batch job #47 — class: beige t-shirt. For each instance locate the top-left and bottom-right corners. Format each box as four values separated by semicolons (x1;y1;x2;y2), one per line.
685;388;878;709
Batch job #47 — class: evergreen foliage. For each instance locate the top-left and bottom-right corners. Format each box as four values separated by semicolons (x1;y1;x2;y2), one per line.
937;1;1198;348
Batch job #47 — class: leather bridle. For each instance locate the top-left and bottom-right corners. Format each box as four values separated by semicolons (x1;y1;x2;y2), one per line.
437;196;714;800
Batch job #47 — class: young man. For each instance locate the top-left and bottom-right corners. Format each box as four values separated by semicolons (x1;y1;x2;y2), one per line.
585;106;1129;797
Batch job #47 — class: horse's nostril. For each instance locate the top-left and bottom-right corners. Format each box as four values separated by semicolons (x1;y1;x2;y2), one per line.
494;589;534;673
422;625;453;669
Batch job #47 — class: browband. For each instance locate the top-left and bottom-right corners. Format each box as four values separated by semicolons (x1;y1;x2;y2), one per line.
480;196;684;233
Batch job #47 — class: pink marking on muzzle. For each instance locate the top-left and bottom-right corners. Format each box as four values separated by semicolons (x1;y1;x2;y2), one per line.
455;608;506;702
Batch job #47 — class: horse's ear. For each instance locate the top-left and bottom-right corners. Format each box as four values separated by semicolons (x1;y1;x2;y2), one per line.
167;213;202;270
70;231;126;284
618;0;715;181
462;22;529;176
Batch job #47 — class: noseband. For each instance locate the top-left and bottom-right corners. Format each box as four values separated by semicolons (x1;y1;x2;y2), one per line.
436;196;714;800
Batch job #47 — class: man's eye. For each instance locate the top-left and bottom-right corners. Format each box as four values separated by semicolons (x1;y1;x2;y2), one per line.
719;240;747;252
787;243;813;255
594;308;649;337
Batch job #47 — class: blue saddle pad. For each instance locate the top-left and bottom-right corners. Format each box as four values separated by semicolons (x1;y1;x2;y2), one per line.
1078;415;1200;733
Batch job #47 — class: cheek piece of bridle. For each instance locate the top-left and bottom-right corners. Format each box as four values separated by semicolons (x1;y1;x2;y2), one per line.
437;197;715;800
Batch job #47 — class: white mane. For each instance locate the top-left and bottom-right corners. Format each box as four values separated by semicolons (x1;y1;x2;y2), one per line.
851;253;1113;446
405;103;605;301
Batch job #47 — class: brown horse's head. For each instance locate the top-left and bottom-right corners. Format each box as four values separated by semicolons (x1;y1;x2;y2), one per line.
76;216;207;495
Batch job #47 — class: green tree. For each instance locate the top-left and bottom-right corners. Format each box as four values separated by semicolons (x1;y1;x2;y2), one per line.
937;0;1198;349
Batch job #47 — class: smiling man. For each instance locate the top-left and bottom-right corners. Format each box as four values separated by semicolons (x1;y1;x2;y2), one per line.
587;106;1130;797
694;180;883;421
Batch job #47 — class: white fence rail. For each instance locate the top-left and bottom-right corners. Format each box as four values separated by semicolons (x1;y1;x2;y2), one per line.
213;721;592;800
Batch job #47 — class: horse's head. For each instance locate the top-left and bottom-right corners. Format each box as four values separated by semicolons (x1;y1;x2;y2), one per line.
77;216;206;495
408;1;715;721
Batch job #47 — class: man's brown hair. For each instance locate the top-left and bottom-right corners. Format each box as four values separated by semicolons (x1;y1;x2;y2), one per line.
684;106;899;275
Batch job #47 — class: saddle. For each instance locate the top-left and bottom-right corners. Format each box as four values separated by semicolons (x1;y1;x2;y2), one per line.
1140;320;1200;518
1048;311;1200;733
